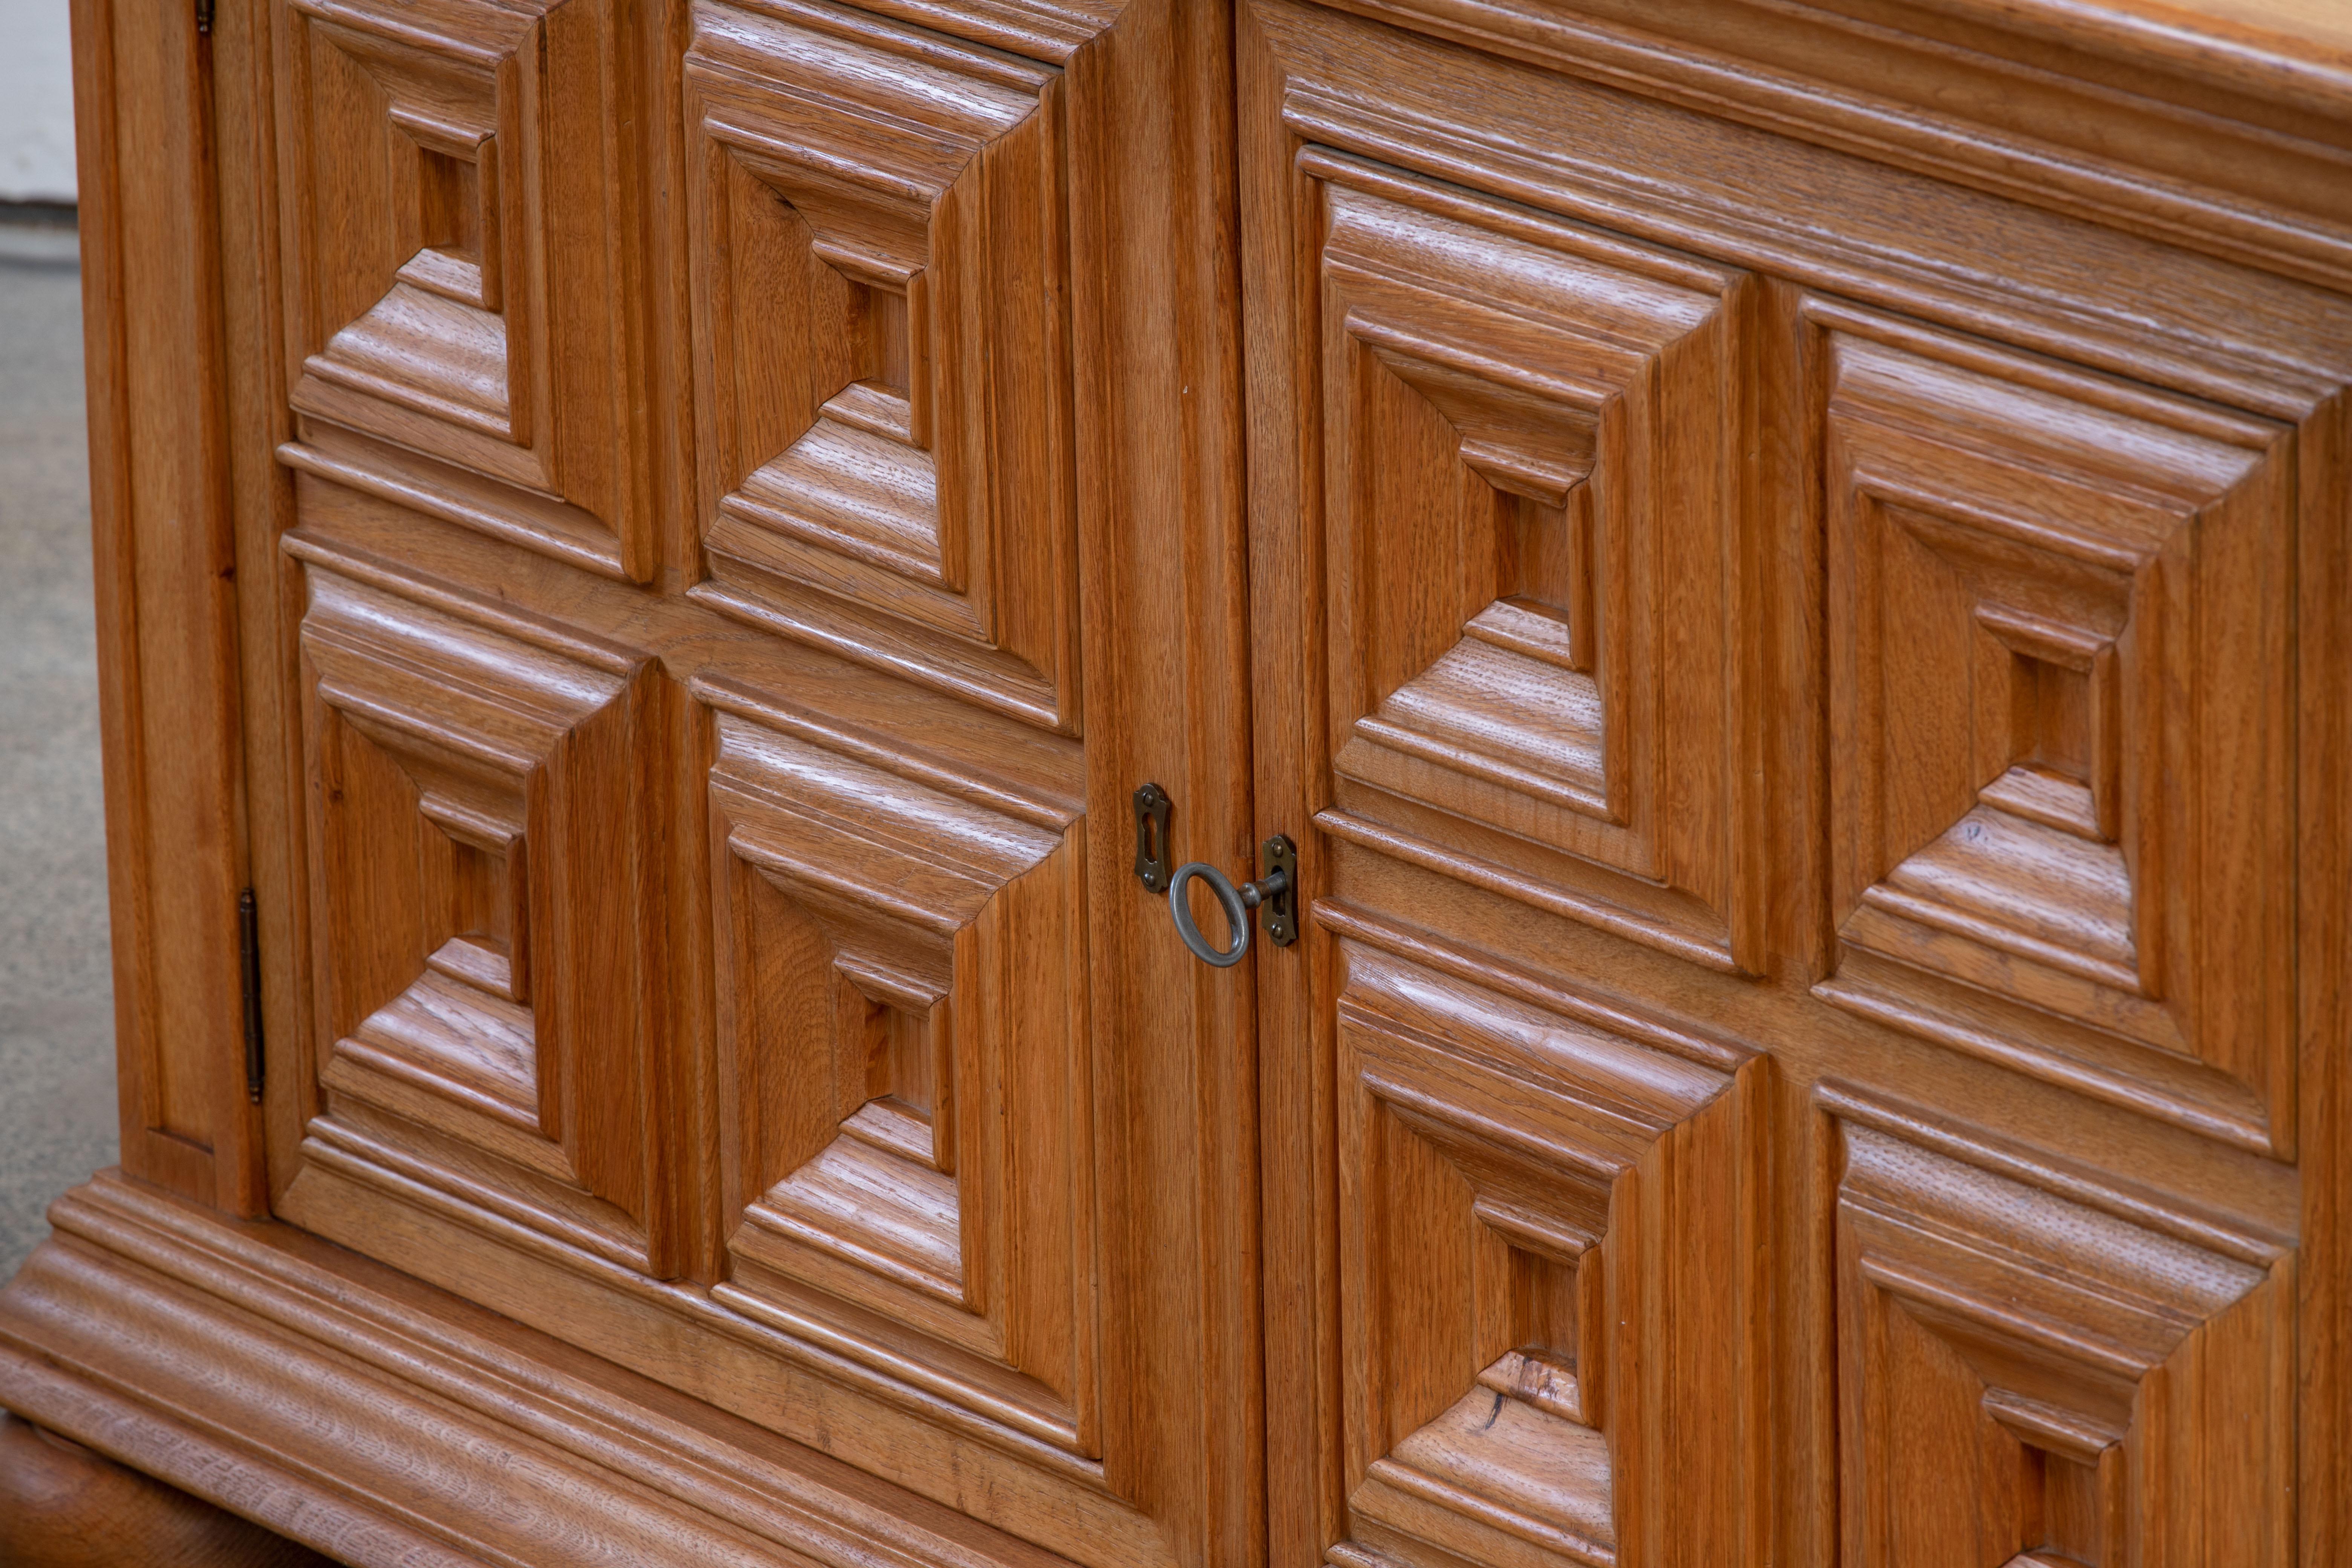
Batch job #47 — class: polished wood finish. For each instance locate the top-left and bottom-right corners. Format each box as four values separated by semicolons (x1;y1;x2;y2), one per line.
6;0;2352;1565
0;1412;334;1568
246;0;1257;1558
0;1173;1098;1566
1238;2;2352;1565
71;0;261;1217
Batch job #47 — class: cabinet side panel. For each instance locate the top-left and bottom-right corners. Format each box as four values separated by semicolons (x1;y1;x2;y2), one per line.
70;0;257;1211
2297;390;2352;1567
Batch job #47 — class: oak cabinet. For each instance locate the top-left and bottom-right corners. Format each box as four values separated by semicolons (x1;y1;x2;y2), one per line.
5;0;2350;1563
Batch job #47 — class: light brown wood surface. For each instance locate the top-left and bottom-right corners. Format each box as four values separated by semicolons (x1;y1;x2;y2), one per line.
0;1413;335;1568
4;0;2351;1564
1237;2;2352;1562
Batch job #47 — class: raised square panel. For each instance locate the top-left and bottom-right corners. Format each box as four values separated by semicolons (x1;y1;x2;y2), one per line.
1325;910;1759;1568
701;694;1095;1455
291;561;670;1274
273;0;651;579
1300;154;1760;972
1809;303;2296;1153
1825;1087;2292;1566
683;2;1078;732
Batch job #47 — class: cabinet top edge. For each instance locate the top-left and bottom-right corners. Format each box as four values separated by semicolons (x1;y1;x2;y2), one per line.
1874;0;2352;95
1274;0;2352;297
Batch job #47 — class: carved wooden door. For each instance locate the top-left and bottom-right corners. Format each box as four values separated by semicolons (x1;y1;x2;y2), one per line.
231;0;1259;1563
1238;5;2347;1567
38;0;2352;1561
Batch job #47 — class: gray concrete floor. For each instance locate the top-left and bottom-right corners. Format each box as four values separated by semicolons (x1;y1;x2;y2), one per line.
0;218;117;1283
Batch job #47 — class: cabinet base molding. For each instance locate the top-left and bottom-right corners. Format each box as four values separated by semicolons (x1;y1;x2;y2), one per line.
0;1171;1073;1568
0;1411;333;1568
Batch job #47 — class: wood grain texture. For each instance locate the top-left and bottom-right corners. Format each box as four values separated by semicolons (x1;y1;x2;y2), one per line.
1304;0;2352;293
0;1172;1085;1568
1240;2;2352;1565
1824;1083;2293;1566
26;0;2352;1565
683;0;1082;730
1809;300;2297;1156
272;0;657;579
286;555;681;1272
70;0;260;1215
702;689;1097;1453
2293;385;2352;1568
1323;907;1762;1568
233;0;1260;1561
1301;155;1763;973
0;1413;334;1568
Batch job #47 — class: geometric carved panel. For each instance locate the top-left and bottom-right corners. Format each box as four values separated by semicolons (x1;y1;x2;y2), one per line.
1308;155;1760;971
683;3;1078;732
702;698;1095;1454
274;0;650;579
1827;1087;2292;1566
1329;914;1759;1567
296;564;667;1272
1810;303;2297;1154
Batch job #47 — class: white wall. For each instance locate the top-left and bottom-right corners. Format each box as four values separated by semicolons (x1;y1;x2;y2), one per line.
0;0;76;203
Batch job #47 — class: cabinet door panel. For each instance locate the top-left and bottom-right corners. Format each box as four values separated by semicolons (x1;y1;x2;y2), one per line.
248;0;1256;1563
1242;5;2347;1568
1241;16;1772;1559
274;0;653;579
1807;303;2295;1156
294;557;675;1272
704;697;1099;1455
683;1;1079;731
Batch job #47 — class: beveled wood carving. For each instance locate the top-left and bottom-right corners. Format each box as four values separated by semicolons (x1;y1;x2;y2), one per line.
1810;303;2297;1154
271;0;650;579
1328;911;1759;1567
1292;153;1759;972
1826;1087;2292;1565
291;557;673;1274
208;0;1256;1554
30;0;2352;1562
683;0;1078;732
701;691;1096;1452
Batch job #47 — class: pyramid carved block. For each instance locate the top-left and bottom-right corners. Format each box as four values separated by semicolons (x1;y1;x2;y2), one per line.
1827;1088;2292;1566
1329;916;1759;1568
1810;303;2296;1153
291;564;669;1272
703;697;1095;1455
684;2;1078;732
274;0;650;577
1300;154;1760;969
